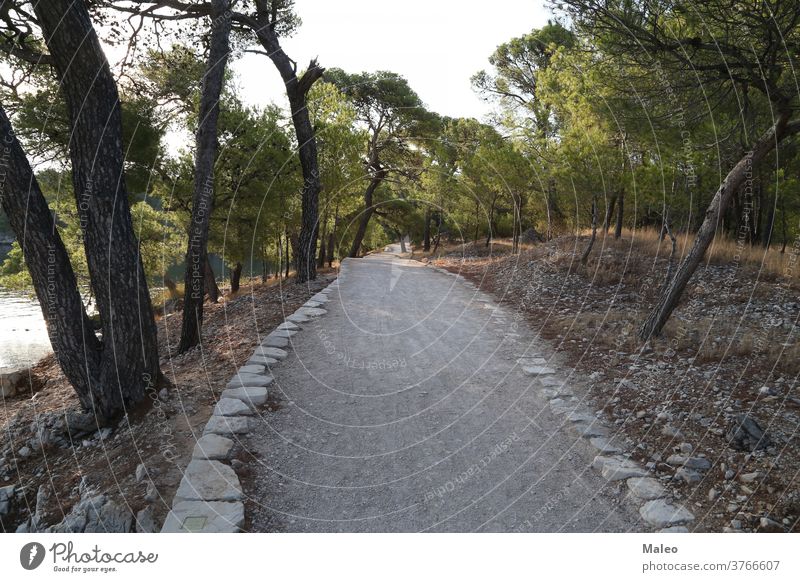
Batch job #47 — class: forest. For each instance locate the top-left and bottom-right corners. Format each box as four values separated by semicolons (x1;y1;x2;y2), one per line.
1;0;798;427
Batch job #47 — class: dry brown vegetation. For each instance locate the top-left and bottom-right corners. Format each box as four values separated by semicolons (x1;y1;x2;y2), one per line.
0;273;332;532
430;231;800;532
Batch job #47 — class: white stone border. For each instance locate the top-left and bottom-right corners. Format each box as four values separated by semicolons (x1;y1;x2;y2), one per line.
161;279;338;533
427;261;697;532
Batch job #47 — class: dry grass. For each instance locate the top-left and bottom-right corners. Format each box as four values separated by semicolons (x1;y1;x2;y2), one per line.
579;227;800;283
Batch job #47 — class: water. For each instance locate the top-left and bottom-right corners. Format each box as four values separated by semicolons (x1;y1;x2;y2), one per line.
0;288;52;372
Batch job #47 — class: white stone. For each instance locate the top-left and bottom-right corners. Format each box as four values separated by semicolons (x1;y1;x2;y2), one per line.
161;500;244;533
262;335;289;348
540;377;563;387
593;455;648;480
570;422;609;439
639;499;695;528
298;307;327;317
270;329;297;338
566;411;595;423
192;434;235;460
523;365;557;376
589;436;623;454
175;460;243;502
659;526;690;533
277;321;300;331
627;477;667;500
287;313;311;323
226;374;273;389
247;355;278;367
203;416;250;436
253;346;287;360
221;386;268;408
303;300;322;308
517;357;547;365
213;398;254;417
238;364;266;375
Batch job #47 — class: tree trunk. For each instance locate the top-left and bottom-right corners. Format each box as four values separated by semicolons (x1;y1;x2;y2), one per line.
639;113;796;340
327;204;339;267
485;195;496;248
762;190;776;248
348;172;386;257
317;218;327;269
178;0;231;352
399;235;407;253
284;231;290;278
230;262;243;293
474;200;480;243
661;216;678;293
204;256;220;302
34;0;160;422
604;194;617;232
581;195;598;264
423;208;431;251
780;195;788;253
246;17;324;284
327;231;335;267
164;274;178;298
614;187;624;239
0;105;102;412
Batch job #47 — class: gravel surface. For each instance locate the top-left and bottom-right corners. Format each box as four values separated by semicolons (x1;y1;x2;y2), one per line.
242;247;641;532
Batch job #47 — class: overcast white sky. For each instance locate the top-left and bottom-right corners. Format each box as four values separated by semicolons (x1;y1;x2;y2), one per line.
232;0;551;119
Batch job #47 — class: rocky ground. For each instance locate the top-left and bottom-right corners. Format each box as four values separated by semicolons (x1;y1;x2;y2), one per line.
426;235;800;533
0;273;331;532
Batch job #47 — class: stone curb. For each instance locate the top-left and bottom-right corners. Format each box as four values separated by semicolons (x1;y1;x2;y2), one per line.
427;262;696;533
161;277;338;533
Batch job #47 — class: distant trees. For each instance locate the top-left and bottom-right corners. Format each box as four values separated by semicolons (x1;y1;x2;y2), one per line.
324;69;435;257
557;0;800;338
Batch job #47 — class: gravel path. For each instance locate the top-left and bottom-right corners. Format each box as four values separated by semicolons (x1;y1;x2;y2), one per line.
243;247;641;532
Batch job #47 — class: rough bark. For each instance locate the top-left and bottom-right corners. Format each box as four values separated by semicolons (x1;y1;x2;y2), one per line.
243;11;324;283
423;208;431;251
639;113;797;340
614;187;624;239
178;0;231;352
34;0;160;421
0;105;101;410
604;194;617;232
348;170;387;257
164;274;178;297
317;218;327;268
204;256;220;302
230;262;243;293
580;194;598;264
326;231;335;267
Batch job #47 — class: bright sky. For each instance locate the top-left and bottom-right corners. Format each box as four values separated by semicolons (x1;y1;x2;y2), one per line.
233;0;551;119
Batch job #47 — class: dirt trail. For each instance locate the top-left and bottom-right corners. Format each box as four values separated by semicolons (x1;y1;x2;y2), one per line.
243;247;641;532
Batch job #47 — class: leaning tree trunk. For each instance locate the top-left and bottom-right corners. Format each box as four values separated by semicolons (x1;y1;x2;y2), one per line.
349;171;387;257
34;0;160;422
204;256;221;303
247;18;324;283
639;112;796;340
178;0;231;352
0;105;102;411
